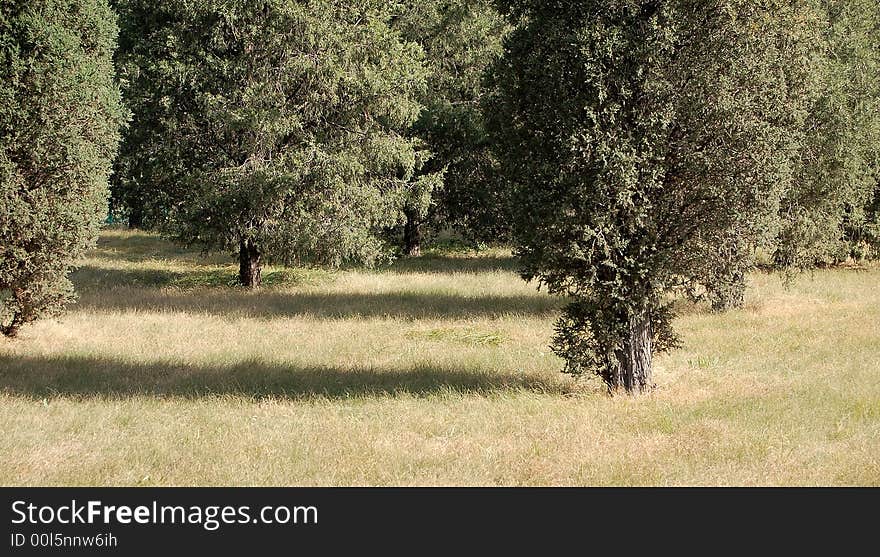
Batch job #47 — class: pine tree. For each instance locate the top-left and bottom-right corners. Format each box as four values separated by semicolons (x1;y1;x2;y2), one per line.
0;0;123;337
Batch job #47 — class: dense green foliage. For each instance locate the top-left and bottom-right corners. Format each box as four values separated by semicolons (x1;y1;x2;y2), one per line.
695;0;880;310
775;0;880;269
394;1;509;253
0;0;123;336
487;0;817;392
113;0;429;285
862;180;880;253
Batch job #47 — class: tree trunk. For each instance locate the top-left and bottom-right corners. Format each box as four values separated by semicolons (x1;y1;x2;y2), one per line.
238;239;262;288
403;209;421;257
709;269;745;312
128;206;144;229
1;312;22;338
610;311;653;394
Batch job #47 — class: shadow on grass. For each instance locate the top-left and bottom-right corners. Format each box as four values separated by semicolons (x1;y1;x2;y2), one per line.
74;254;520;289
89;231;233;266
72;231;551;319
73;284;561;319
93;231;521;272
380;254;520;275
71;266;327;289
70;265;561;319
72;267;191;288
0;354;572;400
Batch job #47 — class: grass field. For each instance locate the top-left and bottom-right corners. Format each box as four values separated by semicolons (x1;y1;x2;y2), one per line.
1;229;878;486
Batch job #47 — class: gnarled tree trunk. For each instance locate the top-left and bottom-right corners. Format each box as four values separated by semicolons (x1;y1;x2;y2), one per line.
238;238;262;288
609;311;653;394
403;208;421;257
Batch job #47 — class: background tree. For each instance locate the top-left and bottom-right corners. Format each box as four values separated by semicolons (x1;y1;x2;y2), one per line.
859;176;880;256
690;0;880;310
487;0;817;393
113;0;428;286
394;0;509;255
108;0;169;230
774;0;880;271
0;0;123;337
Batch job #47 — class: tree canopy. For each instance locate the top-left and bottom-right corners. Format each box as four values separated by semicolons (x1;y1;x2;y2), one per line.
0;0;123;337
487;0;819;392
775;0;880;269
113;0;430;286
394;0;510;254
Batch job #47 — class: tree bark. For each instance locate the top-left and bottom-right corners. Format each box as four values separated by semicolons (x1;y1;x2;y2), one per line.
609;311;653;394
403;209;421;257
1;312;22;338
238;238;262;288
128;206;144;229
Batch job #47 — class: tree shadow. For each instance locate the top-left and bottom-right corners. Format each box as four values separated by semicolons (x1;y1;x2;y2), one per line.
0;354;573;401
88;231;231;265
73;280;561;319
70;261;561;319
72;266;191;288
71;265;331;290
90;231;520;273
380;254;520;275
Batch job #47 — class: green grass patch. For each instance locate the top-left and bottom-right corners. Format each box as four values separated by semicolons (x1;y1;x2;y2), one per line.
406;327;507;346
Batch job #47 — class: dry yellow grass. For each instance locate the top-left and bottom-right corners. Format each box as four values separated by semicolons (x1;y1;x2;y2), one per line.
1;229;878;486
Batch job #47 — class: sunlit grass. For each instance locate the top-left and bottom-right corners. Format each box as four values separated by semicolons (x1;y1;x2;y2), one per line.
0;228;877;486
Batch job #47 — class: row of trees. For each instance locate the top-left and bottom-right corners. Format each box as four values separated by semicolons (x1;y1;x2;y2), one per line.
3;0;878;394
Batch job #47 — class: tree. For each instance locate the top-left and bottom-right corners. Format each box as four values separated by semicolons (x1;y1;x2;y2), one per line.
860;177;880;257
687;0;880;310
394;0;509;255
108;0;164;230
487;0;817;393
0;0;123;337
113;0;428;286
775;0;880;270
